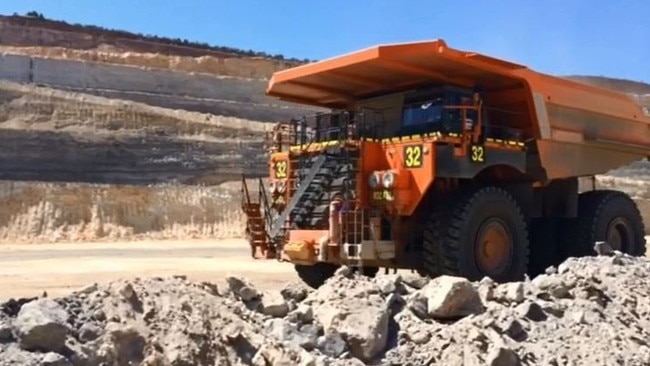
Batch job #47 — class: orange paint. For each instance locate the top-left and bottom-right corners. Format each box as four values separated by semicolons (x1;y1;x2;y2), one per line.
359;139;435;216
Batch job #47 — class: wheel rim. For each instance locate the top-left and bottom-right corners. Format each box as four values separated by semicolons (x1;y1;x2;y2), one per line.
475;218;512;277
606;217;632;252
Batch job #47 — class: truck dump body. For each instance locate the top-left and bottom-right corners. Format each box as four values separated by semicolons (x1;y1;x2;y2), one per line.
266;39;650;180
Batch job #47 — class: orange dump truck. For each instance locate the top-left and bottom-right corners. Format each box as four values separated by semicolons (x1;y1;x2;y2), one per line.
241;39;650;288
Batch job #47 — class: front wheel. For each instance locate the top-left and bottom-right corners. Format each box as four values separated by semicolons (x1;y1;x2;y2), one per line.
421;186;530;282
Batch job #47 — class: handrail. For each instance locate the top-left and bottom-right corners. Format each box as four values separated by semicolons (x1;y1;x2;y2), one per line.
241;174;252;209
257;178;273;238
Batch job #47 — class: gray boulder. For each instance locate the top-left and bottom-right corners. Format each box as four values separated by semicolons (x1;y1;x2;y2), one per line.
41;352;72;366
13;299;69;353
226;276;260;302
264;318;318;350
310;278;390;362
422;275;484;319
261;291;290;318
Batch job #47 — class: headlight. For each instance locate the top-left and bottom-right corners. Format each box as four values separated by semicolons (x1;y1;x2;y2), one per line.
382;171;395;188
368;172;380;188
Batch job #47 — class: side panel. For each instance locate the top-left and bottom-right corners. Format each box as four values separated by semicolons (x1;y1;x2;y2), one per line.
393;141;436;215
435;144;527;179
523;73;649;127
529;90;649;179
536;140;643;178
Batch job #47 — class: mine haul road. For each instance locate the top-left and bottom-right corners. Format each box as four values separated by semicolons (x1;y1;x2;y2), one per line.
0;239;298;300
1;236;649;301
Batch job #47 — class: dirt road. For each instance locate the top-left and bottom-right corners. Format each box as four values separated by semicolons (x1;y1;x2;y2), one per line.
2;235;649;301
0;238;297;300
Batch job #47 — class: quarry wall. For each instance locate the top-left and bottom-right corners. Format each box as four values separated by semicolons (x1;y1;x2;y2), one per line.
0;52;313;122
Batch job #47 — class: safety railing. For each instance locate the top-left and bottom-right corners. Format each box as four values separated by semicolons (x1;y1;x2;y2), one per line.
257;177;273;239
240;175;274;242
291;112;353;147
240;175;252;210
267;110;389;153
482;124;525;142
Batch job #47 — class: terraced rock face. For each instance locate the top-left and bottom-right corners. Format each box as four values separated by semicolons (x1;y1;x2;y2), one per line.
0;75;282;242
0;80;270;185
0;14;306;62
0;52;319;122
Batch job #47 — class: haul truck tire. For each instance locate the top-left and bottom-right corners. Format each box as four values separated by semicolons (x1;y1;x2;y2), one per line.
565;190;646;257
422;186;530;282
295;263;338;289
295;263;380;289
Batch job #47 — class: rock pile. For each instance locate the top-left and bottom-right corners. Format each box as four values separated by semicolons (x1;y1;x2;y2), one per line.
1;251;650;365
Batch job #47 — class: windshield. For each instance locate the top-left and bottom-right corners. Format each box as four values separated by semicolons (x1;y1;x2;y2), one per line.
401;99;443;126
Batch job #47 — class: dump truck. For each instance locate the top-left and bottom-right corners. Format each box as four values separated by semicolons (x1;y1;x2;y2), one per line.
241;39;650;288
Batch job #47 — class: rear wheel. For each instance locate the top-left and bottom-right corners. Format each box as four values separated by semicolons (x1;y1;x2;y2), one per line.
563;190;646;257
421;186;529;282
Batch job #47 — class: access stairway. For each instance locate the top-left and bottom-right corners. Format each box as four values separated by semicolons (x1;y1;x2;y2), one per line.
240;176;275;259
289;148;359;230
241;144;360;259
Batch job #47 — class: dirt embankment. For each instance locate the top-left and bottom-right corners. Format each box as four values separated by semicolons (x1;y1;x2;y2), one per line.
0;180;250;244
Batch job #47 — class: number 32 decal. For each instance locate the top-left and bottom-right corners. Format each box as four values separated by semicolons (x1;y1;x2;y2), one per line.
274;160;287;178
470;145;485;163
404;145;423;168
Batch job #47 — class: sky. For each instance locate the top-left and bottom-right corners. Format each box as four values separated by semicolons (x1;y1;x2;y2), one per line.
1;0;648;83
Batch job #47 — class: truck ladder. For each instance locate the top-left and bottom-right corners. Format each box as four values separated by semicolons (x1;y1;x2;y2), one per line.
241;176;275;259
338;143;372;271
